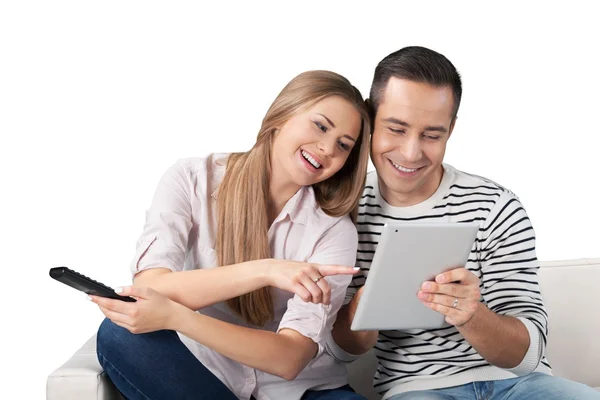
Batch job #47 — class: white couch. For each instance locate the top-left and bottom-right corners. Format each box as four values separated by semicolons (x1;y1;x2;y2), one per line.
47;259;600;399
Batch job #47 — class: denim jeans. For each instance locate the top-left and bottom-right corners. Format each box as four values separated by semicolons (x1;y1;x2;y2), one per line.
388;373;600;400
96;318;365;400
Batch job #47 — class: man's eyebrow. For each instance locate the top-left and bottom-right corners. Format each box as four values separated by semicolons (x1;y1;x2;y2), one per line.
383;117;448;133
317;113;336;129
423;125;448;133
383;117;410;127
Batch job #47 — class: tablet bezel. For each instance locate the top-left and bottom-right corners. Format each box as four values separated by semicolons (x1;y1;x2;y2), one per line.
350;222;480;331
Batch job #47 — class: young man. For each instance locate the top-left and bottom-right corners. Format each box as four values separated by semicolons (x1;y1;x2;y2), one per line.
328;46;600;399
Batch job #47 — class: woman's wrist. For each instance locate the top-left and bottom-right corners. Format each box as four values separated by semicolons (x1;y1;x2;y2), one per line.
245;258;274;288
166;300;192;332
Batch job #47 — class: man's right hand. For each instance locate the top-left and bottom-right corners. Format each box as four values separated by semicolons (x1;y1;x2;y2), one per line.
263;259;359;305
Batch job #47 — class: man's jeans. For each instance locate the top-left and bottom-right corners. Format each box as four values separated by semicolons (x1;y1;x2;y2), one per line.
389;373;600;400
96;318;365;400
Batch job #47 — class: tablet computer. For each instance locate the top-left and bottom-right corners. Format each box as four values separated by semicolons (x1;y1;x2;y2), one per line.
351;222;479;331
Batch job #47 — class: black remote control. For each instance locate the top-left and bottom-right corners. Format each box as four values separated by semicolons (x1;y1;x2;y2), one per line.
49;267;136;302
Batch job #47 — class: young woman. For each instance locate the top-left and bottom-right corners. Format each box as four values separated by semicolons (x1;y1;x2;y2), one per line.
92;70;371;400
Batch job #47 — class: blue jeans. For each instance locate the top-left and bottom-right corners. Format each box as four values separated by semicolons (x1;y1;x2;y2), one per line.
96;318;364;400
388;373;600;400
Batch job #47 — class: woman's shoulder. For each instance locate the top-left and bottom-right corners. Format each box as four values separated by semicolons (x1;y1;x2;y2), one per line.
174;153;230;174
164;153;230;198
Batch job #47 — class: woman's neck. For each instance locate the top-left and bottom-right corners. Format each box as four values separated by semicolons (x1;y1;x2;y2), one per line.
267;166;301;225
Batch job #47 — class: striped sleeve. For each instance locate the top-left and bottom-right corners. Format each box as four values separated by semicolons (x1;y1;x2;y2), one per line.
344;269;365;305
479;192;547;374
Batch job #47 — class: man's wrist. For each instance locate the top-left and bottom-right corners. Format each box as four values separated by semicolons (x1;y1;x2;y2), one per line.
456;302;486;330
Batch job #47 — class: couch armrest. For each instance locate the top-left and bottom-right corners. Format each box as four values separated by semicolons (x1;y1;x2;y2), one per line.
46;335;122;400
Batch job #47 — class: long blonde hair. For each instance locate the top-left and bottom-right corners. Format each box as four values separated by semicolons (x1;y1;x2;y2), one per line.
216;71;371;326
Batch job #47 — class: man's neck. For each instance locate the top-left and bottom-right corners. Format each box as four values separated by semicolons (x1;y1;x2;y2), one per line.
378;166;444;207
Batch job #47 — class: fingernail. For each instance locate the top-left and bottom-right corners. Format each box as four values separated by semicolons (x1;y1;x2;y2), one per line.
436;275;446;283
86;295;92;301
422;282;432;290
114;287;123;294
353;267;360;271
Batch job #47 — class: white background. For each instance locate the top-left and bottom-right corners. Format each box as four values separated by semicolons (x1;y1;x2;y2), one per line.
1;1;598;397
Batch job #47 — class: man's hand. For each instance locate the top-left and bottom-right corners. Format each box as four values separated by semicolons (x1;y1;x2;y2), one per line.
332;285;379;355
418;267;481;327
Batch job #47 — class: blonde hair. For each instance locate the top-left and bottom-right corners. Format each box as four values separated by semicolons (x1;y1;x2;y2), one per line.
216;70;371;326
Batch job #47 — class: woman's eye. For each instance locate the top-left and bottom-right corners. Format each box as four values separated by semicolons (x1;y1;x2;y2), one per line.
338;141;350;151
389;128;405;134
315;122;328;132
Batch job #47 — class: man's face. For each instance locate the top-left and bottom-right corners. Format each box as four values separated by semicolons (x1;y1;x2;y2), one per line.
370;78;456;206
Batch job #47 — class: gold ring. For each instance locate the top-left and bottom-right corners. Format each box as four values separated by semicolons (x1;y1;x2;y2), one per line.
314;276;323;284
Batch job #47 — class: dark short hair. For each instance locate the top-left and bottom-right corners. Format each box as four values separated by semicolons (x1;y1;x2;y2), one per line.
369;46;462;119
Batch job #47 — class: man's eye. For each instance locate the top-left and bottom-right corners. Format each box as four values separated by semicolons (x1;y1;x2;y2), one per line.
315;122;327;132
425;135;441;140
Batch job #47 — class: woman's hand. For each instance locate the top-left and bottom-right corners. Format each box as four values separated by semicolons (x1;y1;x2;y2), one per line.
90;286;186;334
263;259;359;305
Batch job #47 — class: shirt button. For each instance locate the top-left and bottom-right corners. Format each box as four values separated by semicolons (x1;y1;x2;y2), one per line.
246;377;255;384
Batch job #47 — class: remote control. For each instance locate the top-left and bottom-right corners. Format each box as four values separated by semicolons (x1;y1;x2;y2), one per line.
49;267;136;302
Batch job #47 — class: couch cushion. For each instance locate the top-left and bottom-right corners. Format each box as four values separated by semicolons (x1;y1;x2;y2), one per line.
46;335;123;400
539;258;600;389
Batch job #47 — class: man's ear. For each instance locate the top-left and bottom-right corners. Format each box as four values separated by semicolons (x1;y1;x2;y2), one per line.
448;115;458;138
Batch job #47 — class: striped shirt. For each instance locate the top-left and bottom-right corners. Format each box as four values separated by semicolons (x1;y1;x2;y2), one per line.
329;164;552;398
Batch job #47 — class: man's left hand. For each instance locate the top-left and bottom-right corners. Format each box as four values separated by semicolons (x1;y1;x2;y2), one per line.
418;267;481;327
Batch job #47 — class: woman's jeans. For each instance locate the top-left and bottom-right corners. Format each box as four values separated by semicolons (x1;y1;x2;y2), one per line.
96;318;365;400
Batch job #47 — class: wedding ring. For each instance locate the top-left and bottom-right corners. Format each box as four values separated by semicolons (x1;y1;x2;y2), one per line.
452;297;459;308
313;276;323;284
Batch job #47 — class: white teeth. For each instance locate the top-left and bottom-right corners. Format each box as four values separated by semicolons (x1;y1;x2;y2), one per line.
391;161;418;173
301;150;321;169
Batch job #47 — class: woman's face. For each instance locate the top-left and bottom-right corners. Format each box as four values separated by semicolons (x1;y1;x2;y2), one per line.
271;96;362;187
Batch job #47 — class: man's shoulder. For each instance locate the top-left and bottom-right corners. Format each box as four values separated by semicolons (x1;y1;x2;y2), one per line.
445;164;516;198
444;164;514;195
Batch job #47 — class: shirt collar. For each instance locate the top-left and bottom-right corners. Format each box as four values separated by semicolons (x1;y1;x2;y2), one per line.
279;186;313;226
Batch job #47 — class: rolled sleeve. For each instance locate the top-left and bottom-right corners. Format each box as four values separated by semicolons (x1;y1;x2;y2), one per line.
504;317;543;376
324;330;362;363
277;216;358;343
129;161;195;276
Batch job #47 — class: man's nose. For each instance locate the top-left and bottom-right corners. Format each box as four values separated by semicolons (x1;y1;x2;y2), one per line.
399;136;422;162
